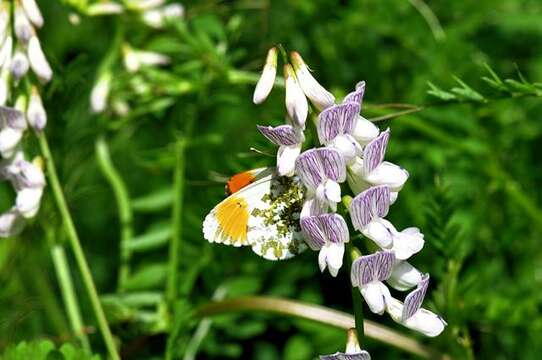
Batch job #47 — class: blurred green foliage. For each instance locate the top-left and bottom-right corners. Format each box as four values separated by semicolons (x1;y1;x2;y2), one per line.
1;0;542;359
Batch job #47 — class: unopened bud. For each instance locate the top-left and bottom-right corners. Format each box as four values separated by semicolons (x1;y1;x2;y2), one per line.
253;47;277;104
21;0;44;28
28;36;53;83
290;51;335;110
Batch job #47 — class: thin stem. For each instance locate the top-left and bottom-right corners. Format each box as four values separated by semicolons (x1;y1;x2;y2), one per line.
38;134;120;360
166;138;187;304
194;296;448;359
408;0;446;42
369;106;426;122
50;242;91;350
95;137;134;291
347;244;365;341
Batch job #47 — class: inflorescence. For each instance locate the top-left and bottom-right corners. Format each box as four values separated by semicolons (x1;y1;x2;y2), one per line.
253;46;446;358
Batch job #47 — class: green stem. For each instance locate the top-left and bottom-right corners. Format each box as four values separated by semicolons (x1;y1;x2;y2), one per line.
347;244;365;341
194;296;447;359
50;242;91;350
95;137;134;291
166;138;187;305
38;134;120;360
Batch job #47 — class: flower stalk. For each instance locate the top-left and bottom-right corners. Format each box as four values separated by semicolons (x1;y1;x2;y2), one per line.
38;134;120;360
194;296;448;359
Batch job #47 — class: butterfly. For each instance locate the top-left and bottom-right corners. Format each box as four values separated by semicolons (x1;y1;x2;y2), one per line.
203;167;307;260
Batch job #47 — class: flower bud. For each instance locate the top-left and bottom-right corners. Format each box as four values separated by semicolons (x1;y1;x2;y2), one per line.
27;87;47;131
0;4;9;40
0;70;9;106
284;64;308;128
0;37;13;68
28;36;53;83
14;4;33;43
21;0;44;28
86;2;124;16
123;45;170;72
126;0;166;11
253;47;277;104
90;72;111;113
290;51;335;110
142;4;184;28
10;50;30;80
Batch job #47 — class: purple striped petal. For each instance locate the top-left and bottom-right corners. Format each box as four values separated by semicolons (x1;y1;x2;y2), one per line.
317;102;360;143
300;216;326;250
257;124;303;146
296;148;346;189
301;213;349;249
351;251;395;287
320;213;349;244
402;274;430;321
349;186;391;231
363;129;389;174
320;351;371;360
343;81;366;106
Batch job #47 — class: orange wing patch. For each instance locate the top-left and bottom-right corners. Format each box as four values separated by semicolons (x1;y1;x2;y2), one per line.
215;196;249;244
226;171;257;195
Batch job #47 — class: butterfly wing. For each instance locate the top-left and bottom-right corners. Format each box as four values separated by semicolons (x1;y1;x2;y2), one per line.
203;168;307;260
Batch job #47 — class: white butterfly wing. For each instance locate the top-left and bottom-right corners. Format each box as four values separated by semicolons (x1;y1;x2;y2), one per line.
203;168;307;260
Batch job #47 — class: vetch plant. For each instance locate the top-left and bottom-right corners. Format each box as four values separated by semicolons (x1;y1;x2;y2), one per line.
203;47;446;356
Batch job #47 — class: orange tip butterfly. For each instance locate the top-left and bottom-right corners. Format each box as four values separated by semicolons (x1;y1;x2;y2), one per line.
203;167;307;260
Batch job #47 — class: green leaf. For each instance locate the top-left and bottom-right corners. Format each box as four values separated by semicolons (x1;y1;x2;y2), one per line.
132;188;174;212
427;81;457;101
125;224;172;252
124;263;168;291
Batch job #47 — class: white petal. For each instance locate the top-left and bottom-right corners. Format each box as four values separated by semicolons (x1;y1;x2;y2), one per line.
390;191;399;204
277;144;301;177
329;135;357;164
285;65;308;128
324;179;341;204
16;187;43;218
385;297;446;337
404;308;447;337
362;218;395;248
346;157;370;195
365;161;409;191
325;242;344;277
300;197;326;219
352;115;379;145
361;281;391;315
387;261;423;291
318;246;328;273
393;228;425;260
0;208;26;238
0;128;23;158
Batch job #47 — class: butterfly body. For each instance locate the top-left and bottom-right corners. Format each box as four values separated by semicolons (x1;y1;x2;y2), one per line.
204;167;306;260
